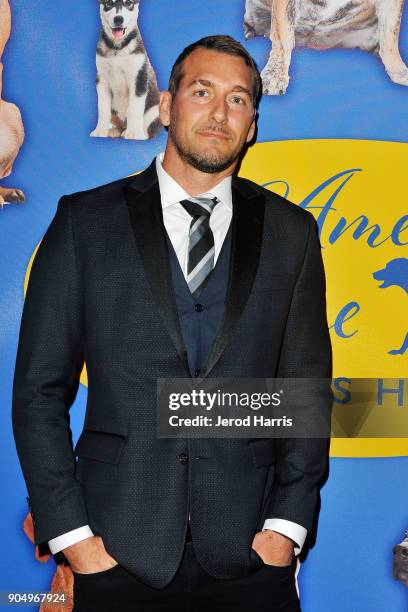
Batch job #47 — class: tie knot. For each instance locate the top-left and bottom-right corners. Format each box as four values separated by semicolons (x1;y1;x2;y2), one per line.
180;196;219;218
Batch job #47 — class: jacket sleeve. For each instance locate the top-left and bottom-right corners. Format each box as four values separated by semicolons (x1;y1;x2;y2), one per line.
266;211;333;534
12;195;89;546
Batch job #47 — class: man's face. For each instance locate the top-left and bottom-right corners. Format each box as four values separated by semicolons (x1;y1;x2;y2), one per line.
160;48;257;174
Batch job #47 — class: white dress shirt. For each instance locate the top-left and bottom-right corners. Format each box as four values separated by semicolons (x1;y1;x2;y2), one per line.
155;152;233;274
48;153;306;556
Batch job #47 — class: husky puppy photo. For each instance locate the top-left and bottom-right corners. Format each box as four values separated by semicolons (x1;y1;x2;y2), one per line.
91;0;161;140
244;0;408;95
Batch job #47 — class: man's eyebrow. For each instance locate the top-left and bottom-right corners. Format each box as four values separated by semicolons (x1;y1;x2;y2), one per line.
186;79;252;96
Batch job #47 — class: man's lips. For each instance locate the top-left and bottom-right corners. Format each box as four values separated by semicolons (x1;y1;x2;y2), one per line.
197;130;231;141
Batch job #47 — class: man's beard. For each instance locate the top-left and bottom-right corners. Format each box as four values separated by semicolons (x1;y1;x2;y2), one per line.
169;117;242;174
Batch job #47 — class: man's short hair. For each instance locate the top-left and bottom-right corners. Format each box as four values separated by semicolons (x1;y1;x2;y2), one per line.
168;35;262;109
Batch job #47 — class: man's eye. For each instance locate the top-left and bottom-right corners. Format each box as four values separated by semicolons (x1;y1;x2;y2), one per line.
194;90;209;97
231;96;244;104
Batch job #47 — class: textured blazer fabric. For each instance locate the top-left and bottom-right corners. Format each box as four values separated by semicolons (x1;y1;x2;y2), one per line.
12;160;333;588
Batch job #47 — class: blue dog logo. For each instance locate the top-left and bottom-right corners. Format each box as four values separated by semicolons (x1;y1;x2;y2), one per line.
373;258;408;355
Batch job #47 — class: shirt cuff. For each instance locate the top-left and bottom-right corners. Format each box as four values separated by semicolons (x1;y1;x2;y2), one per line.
48;525;94;554
262;519;307;555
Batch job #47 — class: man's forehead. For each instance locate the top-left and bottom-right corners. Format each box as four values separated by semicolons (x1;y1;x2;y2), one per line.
180;50;253;89
183;48;250;69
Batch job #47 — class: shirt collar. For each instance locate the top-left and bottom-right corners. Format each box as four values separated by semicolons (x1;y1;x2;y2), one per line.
155;152;232;210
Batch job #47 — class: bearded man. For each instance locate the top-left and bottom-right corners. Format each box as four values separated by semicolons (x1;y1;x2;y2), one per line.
12;34;332;611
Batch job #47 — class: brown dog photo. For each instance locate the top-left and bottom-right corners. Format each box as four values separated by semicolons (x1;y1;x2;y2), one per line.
0;0;25;208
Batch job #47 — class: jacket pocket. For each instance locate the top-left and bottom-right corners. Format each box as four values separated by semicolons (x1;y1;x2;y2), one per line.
74;429;127;465
248;439;275;468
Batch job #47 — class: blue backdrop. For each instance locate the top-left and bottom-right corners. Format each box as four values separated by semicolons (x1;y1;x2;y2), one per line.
1;1;407;610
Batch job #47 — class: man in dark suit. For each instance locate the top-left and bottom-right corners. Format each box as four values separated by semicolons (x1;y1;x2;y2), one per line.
12;35;332;611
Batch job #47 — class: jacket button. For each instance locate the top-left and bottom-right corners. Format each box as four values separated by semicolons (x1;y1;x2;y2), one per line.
195;303;205;312
179;453;189;465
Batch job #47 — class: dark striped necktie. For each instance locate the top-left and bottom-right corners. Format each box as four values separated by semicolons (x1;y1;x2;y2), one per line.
179;196;220;299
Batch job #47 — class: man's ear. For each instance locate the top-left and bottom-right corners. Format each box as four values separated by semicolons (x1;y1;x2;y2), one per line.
159;91;172;128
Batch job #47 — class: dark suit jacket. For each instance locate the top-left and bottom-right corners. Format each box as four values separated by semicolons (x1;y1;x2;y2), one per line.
12;159;332;588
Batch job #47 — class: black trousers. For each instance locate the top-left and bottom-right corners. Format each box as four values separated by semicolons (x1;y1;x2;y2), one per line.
72;536;301;612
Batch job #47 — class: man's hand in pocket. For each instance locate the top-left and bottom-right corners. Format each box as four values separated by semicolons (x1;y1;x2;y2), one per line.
62;535;118;574
251;530;294;567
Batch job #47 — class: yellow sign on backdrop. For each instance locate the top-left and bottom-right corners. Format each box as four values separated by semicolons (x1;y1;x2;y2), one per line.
241;140;407;457
25;140;408;458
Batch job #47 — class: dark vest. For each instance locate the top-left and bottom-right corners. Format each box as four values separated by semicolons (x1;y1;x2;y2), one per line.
166;223;232;378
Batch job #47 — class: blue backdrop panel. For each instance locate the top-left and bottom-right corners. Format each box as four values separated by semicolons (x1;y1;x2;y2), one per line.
1;1;407;610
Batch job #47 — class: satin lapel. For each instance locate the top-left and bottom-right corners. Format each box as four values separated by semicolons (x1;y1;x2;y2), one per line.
199;181;265;379
124;175;190;376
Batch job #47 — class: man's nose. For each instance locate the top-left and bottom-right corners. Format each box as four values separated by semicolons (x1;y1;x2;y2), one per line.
210;97;228;123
